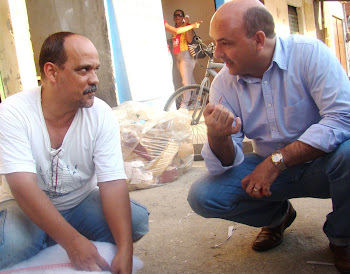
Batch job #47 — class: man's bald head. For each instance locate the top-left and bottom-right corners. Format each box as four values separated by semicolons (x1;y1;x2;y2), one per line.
210;0;275;39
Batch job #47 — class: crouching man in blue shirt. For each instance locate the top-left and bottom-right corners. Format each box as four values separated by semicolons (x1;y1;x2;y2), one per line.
188;0;350;272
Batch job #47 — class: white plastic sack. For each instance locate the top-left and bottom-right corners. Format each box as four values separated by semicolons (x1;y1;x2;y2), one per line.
113;101;194;191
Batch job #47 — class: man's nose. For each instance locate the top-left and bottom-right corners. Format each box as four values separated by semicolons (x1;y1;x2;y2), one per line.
214;44;223;59
89;70;99;85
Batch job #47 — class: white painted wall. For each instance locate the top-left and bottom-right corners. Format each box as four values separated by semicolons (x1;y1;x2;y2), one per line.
111;0;174;110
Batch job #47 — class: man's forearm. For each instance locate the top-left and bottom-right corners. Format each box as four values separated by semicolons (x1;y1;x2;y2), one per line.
99;180;133;253
7;173;81;249
281;140;326;167
208;135;236;166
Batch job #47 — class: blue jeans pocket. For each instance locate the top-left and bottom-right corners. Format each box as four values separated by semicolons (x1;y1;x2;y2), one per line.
0;209;7;246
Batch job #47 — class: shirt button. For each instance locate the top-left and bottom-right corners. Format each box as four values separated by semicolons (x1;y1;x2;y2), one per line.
264;81;268;85
267;103;272;107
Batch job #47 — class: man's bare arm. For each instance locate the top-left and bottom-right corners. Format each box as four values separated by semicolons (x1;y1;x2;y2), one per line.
281;140;326;167
99;179;133;274
242;140;326;198
6;172;110;272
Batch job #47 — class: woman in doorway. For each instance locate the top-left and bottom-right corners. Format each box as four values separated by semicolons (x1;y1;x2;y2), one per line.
171;9;199;109
164;19;202;74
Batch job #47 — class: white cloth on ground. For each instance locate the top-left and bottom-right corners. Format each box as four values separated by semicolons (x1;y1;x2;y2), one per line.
0;241;143;273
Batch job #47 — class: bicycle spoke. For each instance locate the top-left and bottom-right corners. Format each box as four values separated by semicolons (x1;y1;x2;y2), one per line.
164;84;210;148
189;115;207;145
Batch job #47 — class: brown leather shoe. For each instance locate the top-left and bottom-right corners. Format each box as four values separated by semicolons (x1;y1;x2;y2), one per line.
330;243;350;273
252;202;296;251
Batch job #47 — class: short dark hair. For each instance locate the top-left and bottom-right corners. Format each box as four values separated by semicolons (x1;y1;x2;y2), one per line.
39;31;76;76
174;9;185;17
243;7;275;39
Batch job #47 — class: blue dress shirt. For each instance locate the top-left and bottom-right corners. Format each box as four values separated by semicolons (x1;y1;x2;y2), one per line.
203;35;350;175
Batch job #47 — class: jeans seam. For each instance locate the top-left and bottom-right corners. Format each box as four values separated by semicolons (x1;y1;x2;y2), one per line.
0;209;7;246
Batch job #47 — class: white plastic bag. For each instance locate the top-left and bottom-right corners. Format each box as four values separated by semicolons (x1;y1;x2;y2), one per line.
113;101;194;191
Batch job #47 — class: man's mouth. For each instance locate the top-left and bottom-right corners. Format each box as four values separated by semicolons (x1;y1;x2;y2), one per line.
83;85;97;95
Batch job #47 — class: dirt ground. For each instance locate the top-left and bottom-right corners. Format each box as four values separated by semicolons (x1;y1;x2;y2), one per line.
130;161;338;274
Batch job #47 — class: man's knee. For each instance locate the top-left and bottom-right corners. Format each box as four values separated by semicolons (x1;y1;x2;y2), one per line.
328;140;350;173
130;200;149;242
334;139;350;161
187;178;221;218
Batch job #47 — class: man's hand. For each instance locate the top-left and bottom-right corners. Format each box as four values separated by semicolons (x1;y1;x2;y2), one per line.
241;158;281;198
204;103;241;138
66;235;111;272
111;249;133;274
203;102;241;166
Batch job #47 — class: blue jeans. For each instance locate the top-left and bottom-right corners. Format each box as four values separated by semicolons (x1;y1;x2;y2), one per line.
188;140;350;246
0;188;149;269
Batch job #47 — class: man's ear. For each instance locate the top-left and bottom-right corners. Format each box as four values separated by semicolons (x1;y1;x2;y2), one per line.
43;62;58;82
254;31;266;51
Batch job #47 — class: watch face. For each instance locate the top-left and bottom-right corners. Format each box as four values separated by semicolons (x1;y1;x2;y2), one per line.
272;153;282;162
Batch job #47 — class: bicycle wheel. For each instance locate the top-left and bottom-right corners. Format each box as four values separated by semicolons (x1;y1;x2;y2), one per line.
164;84;210;146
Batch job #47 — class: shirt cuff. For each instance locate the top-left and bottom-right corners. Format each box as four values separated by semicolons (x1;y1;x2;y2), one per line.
298;124;347;153
201;141;244;175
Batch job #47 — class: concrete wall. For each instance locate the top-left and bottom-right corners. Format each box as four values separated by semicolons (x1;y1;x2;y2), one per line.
25;0;118;107
161;0;217;90
2;0;347;105
0;0;37;98
265;0;316;38
0;1;20;97
323;2;345;50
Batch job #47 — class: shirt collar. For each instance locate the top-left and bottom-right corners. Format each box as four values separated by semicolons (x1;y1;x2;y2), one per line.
272;35;287;71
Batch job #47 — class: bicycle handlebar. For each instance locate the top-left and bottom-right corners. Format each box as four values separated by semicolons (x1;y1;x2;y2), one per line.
193;37;215;58
194;36;202;43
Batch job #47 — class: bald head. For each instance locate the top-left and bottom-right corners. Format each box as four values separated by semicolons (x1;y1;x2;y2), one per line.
216;0;265;15
210;0;275;39
209;0;276;78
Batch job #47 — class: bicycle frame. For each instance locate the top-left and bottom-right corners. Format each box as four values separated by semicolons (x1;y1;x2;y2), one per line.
192;58;225;125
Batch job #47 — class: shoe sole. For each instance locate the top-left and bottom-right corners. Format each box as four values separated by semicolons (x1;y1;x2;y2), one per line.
252;208;297;252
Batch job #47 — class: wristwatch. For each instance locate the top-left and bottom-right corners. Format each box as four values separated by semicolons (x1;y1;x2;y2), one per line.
271;151;287;171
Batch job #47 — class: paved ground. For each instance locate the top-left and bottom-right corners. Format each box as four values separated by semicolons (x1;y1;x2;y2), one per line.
130;160;338;274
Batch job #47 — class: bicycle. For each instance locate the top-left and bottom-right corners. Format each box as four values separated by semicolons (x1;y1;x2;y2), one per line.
164;37;224;146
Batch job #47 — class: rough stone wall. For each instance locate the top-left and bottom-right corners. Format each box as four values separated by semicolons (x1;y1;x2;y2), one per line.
0;1;22;97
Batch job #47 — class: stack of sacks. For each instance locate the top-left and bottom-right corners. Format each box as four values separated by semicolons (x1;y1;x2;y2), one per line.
113;101;194;191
